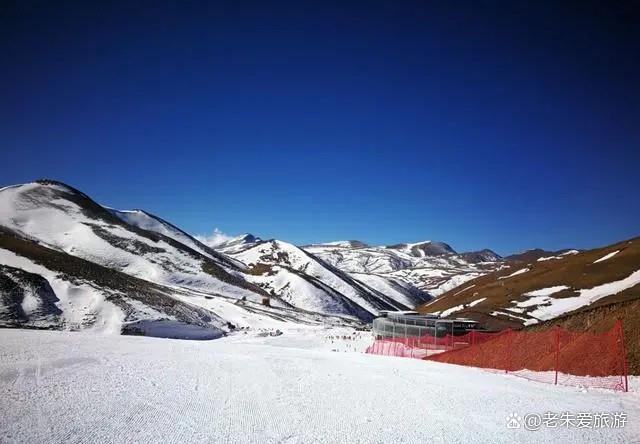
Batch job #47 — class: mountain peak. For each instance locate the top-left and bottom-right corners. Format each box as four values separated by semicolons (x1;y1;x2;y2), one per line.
212;233;263;254
324;240;370;248
386;241;456;257
33;179;87;196
237;233;258;243
458;249;502;263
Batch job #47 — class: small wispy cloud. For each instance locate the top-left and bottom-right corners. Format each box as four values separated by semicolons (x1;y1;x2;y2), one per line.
195;228;233;247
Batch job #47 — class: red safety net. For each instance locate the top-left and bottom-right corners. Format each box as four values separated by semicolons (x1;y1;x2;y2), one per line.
365;330;504;360
425;320;629;392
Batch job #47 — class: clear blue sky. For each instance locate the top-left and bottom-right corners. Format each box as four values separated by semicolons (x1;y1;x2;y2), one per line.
1;1;638;255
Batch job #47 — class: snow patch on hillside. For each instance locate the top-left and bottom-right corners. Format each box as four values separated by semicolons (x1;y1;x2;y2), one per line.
593;250;620;264
523;286;570;297
468;297;486;307
520;272;640;322
435;297;486;317
498;268;529;279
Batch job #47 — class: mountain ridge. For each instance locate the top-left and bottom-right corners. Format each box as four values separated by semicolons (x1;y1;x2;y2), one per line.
0;180;432;332
4;178;628;342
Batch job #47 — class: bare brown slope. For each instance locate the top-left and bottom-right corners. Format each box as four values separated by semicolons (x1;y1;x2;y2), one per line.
417;237;640;331
505;248;576;263
526;298;640;375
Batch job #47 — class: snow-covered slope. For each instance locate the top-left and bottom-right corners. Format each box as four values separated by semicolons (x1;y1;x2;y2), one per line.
0;180;396;333
0;226;362;336
214;233;263;255
304;241;504;297
0;232;228;337
106;214;430;320
386;240;456;257
107;208;244;270
214;236;432;320
2;328;638;444
0;181;263;302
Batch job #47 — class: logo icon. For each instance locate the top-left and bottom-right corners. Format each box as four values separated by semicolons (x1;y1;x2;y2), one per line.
506;412;521;429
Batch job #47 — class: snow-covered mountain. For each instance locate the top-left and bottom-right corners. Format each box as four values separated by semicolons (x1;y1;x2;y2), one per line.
0;180;433;335
0;181;373;335
213;235;432;319
0;232;230;338
303;241;504;297
106;207;245;270
386;241;456;257
214;233;263;255
0;181;262;302
107;210;431;320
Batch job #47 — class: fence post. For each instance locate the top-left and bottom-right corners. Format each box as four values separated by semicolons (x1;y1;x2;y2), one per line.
505;329;512;374
554;326;560;385
617;318;629;392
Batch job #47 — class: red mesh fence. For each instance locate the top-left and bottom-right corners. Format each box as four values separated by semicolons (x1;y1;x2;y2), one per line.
365;330;504;359
424;320;628;392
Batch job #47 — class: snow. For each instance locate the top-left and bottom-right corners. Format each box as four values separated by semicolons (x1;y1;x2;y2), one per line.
19;288;40;314
505;306;526;314
0;248;125;333
516;296;553;308
304;240;499;296
314;240;363;248
537;256;560;262
1;328;637;443
350;272;427;309
522;271;640;321
523;286;570;297
560;250;580;256
437;298;486;317
430;272;482;296
244;265;370;317
230;239;415;316
498;268;529;279
108;208;216;260
439;304;464;317
593;250;620;264
213;233;262;255
468;297;486;307
491;311;530;322
386;240;437;257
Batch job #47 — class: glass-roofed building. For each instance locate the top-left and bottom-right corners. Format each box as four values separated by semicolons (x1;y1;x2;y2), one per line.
372;311;482;339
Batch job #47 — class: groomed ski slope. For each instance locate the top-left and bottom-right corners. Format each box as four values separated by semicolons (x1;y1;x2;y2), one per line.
1;328;638;444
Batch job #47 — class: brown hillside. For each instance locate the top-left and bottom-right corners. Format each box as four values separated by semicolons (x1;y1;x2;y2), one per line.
417;236;640;331
526;298;640;375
